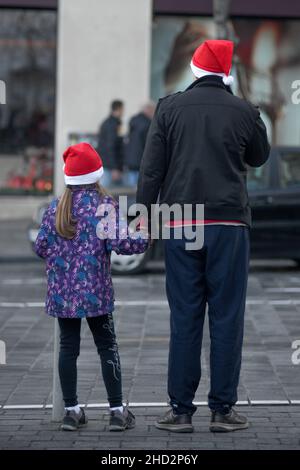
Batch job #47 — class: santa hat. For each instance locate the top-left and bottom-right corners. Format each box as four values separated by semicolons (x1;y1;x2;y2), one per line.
63;142;104;185
190;39;234;86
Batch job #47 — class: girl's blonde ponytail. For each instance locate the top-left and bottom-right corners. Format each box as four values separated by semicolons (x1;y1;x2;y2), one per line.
55;187;77;239
55;182;107;240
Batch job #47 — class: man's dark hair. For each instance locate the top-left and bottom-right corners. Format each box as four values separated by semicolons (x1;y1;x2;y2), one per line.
111;100;124;112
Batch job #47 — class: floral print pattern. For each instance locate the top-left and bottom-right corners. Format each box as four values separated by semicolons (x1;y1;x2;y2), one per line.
35;189;148;318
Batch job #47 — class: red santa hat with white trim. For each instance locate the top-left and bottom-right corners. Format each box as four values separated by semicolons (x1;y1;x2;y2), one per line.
63;142;104;185
190;39;234;86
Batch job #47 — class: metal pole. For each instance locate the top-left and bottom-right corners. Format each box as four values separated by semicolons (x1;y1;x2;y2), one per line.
52;319;64;421
213;0;232;39
51;0;64;422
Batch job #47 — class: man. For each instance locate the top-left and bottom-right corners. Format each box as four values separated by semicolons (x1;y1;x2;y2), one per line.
98;100;124;187
136;40;270;433
125;102;155;187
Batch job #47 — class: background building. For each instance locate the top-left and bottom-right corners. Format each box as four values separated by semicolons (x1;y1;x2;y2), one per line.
0;0;300;213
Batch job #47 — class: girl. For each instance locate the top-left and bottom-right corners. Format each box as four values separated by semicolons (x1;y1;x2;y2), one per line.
35;142;148;432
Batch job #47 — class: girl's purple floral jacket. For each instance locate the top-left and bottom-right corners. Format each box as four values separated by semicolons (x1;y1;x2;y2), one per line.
34;188;148;318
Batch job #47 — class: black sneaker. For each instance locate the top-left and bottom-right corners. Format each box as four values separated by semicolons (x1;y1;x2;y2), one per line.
109;406;135;432
210;408;249;432
61;407;88;431
155;409;194;433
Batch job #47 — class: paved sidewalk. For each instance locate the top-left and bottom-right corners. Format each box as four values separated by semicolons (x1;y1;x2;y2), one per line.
0;406;299;450
1;254;300;449
1;263;300;407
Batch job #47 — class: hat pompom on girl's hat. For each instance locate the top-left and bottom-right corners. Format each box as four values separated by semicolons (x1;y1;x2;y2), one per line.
190;39;234;86
63;142;104;185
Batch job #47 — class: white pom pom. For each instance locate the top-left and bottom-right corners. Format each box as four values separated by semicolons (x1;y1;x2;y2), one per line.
222;75;234;86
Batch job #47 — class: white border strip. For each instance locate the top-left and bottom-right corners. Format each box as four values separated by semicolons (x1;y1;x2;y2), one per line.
1;400;298;410
64;166;104;185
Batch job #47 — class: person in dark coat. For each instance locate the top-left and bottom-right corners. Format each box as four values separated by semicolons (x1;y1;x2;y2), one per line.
137;40;270;433
35;142;149;431
98;100;124;187
125;103;155;187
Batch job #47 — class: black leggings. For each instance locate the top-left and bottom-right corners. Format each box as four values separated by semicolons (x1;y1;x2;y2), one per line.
58;314;122;408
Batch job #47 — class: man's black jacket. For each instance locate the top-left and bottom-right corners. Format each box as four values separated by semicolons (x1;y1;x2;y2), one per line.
98;115;123;171
136;76;270;226
125;112;151;171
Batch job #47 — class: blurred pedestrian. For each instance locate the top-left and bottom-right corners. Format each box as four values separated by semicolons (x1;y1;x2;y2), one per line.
125;102;155;187
137;40;270;433
27;111;52;148
35;142;148;432
98;100;124;187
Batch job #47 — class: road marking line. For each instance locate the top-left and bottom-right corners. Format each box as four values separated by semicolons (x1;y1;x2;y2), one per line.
1;279;45;285
3;404;44;409
26;302;45;307
265;287;300;293
1;299;300;309
2;280;23;285
0;302;26;307
2;282;300;295
1;400;299;410
269;300;300;305
250;400;290;405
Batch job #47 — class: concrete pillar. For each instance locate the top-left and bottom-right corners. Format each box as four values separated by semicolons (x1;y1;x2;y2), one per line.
54;0;152;195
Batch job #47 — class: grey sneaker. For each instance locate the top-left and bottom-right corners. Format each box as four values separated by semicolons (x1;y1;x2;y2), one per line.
210;408;249;432
61;407;88;431
109;407;135;432
155;409;194;433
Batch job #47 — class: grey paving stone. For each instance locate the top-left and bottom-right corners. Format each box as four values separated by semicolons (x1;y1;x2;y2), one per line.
1;251;300;449
0;406;299;450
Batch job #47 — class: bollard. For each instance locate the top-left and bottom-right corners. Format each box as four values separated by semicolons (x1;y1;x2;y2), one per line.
0;340;6;365
0;80;6;105
51;319;64;421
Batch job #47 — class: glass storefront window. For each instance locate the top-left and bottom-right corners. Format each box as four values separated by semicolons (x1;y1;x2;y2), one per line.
151;16;300;148
0;8;56;195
